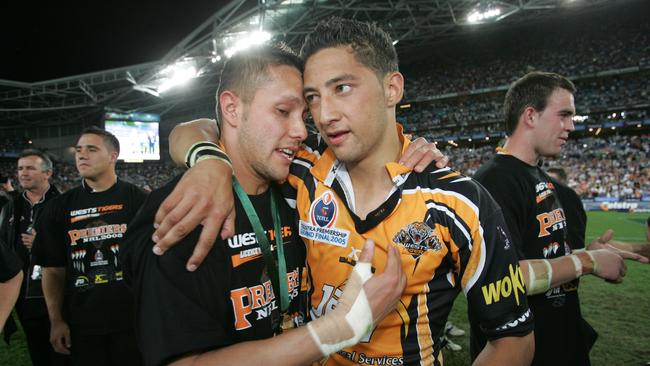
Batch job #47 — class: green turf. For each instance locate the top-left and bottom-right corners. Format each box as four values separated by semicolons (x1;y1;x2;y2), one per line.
2;212;648;365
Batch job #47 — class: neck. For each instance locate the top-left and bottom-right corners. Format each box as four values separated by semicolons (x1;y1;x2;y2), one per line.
347;124;401;187
25;184;49;204
226;143;269;196
346;124;402;219
84;171;117;192
502;135;539;166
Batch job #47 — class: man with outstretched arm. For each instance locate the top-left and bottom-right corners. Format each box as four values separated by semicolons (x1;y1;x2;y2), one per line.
153;18;536;365
473;71;649;365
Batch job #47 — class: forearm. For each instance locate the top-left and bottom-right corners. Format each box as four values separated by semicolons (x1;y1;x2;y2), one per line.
169;119;220;166
520;255;579;295
473;333;534;366
42;267;66;322
171;326;322;366
0;271;22;329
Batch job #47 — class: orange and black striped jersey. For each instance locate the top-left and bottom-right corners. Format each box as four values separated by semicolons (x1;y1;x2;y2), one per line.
284;129;533;365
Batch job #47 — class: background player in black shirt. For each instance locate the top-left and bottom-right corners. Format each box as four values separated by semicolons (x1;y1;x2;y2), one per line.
0;149;68;365
33;127;146;366
474;71;649;365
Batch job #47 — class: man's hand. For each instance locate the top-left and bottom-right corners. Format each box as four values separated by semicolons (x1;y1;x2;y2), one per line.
362;241;406;323
398;137;449;172
152;159;235;271
588;229;649;263
307;239;405;356
21;232;35;250
588;249;627;283
50;319;71;355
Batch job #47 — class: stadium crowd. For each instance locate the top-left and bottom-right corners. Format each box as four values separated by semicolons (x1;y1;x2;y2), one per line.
1;133;647;201
402;10;650;99
440;134;650;200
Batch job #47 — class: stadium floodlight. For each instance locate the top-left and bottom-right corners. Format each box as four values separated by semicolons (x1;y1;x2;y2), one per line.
224;31;272;58
157;60;199;94
466;7;502;24
573;115;588;122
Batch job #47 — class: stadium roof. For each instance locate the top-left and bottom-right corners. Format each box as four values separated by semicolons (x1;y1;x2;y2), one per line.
0;0;622;129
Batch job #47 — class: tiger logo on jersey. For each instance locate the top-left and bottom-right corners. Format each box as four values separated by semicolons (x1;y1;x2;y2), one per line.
393;221;442;258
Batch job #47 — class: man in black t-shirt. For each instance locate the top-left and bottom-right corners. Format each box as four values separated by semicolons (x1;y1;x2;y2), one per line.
32;127;146;366
474;72;648;366
0;239;22;330
120;44;406;366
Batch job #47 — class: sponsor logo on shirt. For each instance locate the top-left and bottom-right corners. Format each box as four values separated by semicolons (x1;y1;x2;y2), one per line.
495;309;532;331
227;226;293;249
392;221;442;258
481;264;526;306
230;268;301;330
310;191;338;228
536;208;566;237
535;181;555;204
336;350;404;365
69;204;124;223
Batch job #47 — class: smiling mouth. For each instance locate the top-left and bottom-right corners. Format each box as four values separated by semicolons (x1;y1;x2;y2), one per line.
276;148;296;160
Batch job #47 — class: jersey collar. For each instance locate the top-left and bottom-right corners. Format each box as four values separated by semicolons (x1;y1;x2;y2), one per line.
310;124;413;189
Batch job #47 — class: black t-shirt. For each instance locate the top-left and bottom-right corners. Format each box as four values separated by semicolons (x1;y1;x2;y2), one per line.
474;153;590;366
121;176;307;366
32;179;146;334
0;239;22;282
552;180;587;251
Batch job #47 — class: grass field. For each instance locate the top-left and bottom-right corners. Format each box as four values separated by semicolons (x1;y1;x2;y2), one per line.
1;212;648;365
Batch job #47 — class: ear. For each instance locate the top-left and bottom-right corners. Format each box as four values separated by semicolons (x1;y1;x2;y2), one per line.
219;91;241;128
109;151;119;164
384;72;404;108
521;106;538;129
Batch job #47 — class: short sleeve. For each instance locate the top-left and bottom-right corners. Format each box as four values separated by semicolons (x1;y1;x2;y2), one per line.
32;197;68;267
464;207;533;340
0;239;22;282
121;177;236;366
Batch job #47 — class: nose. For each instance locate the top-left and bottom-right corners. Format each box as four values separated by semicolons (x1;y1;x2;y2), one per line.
317;95;341;127
289;115;308;142
565;117;575;132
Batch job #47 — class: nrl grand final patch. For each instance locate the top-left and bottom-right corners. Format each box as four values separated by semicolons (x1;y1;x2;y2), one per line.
299;191;349;247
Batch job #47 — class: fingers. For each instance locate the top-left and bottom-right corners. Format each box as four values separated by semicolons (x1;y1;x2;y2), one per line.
357;239;375;263
51;333;71;355
598;229;614;243
220;210;236;240
606;244;650;263
185;219;220;271
152;195;204;254
383;244;403;279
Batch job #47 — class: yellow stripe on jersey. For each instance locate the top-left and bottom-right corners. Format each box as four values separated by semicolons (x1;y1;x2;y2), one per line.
438;171;461;180
416;285;434;363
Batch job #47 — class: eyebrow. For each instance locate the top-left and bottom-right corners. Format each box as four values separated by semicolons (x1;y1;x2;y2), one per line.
304;74;356;94
75;144;100;149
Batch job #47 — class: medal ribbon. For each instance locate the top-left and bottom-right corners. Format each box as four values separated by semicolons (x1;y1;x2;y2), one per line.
232;177;289;312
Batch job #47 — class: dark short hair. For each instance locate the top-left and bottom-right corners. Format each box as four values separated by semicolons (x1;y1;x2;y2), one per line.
215;42;303;128
300;17;399;79
504;71;576;134
80;126;120;154
19;149;53;172
547;167;567;184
